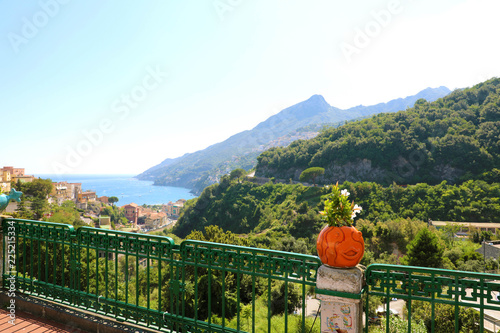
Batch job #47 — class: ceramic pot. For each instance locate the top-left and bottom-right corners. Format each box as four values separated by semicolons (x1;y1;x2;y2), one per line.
316;225;364;268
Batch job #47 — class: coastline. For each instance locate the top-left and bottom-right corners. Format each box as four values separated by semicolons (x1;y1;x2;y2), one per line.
34;174;197;206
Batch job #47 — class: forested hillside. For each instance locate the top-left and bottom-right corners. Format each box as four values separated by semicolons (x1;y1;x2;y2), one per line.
255;79;500;186
173;176;500;256
174;177;326;245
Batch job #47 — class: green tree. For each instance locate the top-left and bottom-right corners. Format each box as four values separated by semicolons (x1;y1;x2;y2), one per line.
441;222;460;246
401;227;444;268
47;200;81;226
270;281;301;315
108;196;119;206
241;304;252;330
14;178;53;219
15;197;33;219
299;167;325;186
185;225;250;247
413;302;479;333
30;197;48;220
229;168;246;181
22;178;54;198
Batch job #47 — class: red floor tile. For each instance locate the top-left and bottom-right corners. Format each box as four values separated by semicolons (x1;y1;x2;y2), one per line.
0;309;88;333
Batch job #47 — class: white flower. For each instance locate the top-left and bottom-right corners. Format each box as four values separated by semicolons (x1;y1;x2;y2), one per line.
351;204;362;219
341;189;350;197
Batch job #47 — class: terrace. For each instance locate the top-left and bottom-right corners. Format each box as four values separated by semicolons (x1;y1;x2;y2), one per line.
2;216;500;332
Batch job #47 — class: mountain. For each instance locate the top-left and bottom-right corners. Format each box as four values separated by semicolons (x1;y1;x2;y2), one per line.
255;78;500;186
137;86;451;194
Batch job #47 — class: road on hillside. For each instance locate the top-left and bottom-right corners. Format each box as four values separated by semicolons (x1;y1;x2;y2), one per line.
295;297;320;317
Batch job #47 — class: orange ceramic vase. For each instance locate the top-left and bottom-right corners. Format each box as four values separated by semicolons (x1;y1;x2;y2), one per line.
316;225;364;268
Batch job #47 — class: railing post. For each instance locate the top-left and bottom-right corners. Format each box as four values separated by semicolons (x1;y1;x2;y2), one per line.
316;264;365;333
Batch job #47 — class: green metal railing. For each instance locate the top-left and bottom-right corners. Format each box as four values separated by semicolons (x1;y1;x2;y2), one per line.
6;217;500;332
364;264;500;333
1;218;322;332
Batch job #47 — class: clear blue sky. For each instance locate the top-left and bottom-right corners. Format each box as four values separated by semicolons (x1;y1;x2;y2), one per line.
1;0;499;175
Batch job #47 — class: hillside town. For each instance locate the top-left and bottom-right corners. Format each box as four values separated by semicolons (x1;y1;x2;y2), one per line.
1;166;185;233
0;166;36;192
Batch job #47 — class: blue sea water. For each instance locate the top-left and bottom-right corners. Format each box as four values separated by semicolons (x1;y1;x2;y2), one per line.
35;174;196;206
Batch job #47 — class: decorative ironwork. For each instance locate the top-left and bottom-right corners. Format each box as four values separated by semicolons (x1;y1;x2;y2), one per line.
9;218;500;332
180;240;321;284
366;264;500;309
365;264;500;332
1;217;321;333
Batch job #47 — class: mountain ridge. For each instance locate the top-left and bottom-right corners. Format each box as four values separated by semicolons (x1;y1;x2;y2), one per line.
137;86;451;194
255;79;500;186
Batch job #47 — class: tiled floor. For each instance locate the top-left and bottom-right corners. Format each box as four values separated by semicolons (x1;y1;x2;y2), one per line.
0;309;88;333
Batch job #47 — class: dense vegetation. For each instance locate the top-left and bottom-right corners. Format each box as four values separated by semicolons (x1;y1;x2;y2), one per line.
343;179;500;223
174;177;327;254
256;78;500;186
175;178;500;252
13;178;54;219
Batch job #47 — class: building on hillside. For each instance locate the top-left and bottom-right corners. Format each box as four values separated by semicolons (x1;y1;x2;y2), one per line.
144;211;167;230
12;175;36;183
76;191;97;210
172;203;183;217
137;207;167;228
164;200;185;217
431;221;500;237
98;196;109;204
99;216;111;227
51;181;82;205
77;191;97;203
137;207;153;225
476;241;500;261
1;169;11;182
1;166;36;184
1;166;37;191
123;203;140;227
0;169;11;193
1;166;25;177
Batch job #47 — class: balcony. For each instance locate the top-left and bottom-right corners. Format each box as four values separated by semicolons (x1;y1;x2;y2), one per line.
1;217;500;332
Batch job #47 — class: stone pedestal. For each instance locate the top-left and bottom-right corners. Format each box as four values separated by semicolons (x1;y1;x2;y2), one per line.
316;264;365;333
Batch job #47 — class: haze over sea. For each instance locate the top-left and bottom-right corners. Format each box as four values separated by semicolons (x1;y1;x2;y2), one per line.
36;174;196;206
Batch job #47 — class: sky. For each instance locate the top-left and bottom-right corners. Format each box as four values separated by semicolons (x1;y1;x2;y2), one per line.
1;0;499;175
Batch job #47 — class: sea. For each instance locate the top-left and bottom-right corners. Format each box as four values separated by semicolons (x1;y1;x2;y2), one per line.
35;174;196;206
